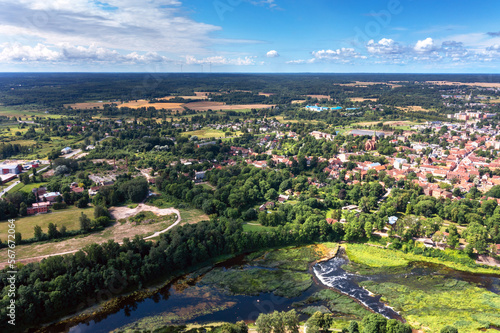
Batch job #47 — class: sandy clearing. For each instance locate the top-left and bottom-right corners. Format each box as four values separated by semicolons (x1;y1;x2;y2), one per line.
109;203;179;220
291;100;307;104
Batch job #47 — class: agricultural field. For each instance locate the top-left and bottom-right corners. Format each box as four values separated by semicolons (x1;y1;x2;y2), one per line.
338;81;402;88
119;100;185;110
427;81;500;88
305;94;331;100
396;105;433;112
273;116;320;124
349;97;378;102
184;101;274;111
0;106;63;119
184;128;242;139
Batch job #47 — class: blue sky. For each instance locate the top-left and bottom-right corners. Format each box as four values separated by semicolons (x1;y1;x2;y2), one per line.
0;0;500;72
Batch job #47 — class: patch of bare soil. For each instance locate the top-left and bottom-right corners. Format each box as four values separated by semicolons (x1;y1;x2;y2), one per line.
476;254;500;267
109;203;178;220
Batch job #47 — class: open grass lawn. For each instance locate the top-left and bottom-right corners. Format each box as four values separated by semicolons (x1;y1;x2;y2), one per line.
273;116;320;124
179;208;210;224
184;128;242;139
146;194;210;225
0;106;64;119
242;222;276;232
0;206;95;240
12;182;49;194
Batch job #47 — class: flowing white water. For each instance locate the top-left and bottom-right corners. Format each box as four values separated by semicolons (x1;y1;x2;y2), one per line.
312;251;400;319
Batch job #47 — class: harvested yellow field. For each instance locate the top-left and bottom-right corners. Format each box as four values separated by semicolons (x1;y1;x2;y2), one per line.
339;81;401;88
427;81;500;88
350;97;378;102
306;94;331;100
397;105;431;112
119;100;185;110
160;95;207;101
64;102;109;109
184;101;274;111
291;100;307;104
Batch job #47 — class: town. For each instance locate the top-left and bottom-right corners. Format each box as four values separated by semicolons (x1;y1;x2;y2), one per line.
1;74;500;333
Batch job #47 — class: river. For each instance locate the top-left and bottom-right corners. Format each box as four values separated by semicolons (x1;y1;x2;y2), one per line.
42;247;500;333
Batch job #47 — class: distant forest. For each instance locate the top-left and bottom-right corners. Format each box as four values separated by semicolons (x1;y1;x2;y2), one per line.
1;73;500;108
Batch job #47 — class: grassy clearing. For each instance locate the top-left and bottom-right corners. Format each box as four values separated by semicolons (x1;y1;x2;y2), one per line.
361;275;500;333
184;128;242;138
273;116;320;124
146;195;209;224
11;182;49;194
345;243;499;274
128;211;177;225
242;223;276;232
0;106;63;119
0;206;95;240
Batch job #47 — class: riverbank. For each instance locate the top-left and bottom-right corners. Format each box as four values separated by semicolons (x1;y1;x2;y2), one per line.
345;243;500;275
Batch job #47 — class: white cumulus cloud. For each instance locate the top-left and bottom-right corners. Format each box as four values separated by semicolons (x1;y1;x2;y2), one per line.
185;55;256;66
414;38;436;53
266;50;279;58
0;43;60;62
366;38;404;55
310;48;364;63
0;42;173;64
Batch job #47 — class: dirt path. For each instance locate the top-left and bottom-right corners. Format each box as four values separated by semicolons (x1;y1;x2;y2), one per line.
0;205;181;269
476;255;500;267
109;203;179;220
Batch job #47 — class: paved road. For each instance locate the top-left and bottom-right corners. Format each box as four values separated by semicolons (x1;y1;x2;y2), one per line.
0;146;79;198
63;149;82;159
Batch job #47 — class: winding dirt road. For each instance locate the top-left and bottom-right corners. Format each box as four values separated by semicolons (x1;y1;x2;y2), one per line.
0;205;181;269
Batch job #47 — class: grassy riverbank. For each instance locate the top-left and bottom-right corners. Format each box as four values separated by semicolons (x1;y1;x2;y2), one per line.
344;243;500;332
361;276;500;332
345;243;500;275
